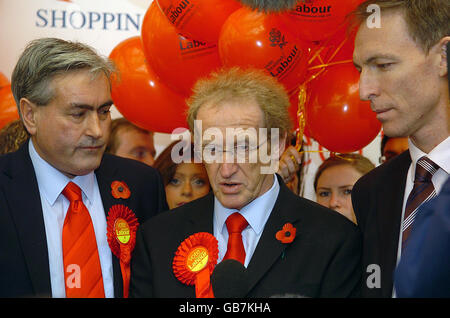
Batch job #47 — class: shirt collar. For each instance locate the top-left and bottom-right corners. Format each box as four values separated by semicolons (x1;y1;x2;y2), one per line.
408;136;450;174
28;139;95;206
214;174;280;235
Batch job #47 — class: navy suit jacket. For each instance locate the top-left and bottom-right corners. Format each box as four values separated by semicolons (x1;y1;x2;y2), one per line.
130;174;362;298
0;140;168;297
352;151;411;297
394;177;450;297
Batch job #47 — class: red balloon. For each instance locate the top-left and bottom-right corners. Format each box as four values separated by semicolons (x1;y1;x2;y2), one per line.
275;0;363;42
109;36;188;133
0;85;20;131
219;7;310;95
156;0;241;44
141;2;222;96
305;63;381;153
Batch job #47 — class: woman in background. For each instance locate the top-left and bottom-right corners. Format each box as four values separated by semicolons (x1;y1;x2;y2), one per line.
154;140;211;210
314;153;375;224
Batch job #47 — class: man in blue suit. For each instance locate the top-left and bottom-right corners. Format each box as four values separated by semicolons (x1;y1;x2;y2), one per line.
394;152;450;298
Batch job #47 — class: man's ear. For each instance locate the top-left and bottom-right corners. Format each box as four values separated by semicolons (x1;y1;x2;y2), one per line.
437;36;450;77
19;98;38;135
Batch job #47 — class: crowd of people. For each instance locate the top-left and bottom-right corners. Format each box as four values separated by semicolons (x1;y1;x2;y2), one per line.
0;0;448;298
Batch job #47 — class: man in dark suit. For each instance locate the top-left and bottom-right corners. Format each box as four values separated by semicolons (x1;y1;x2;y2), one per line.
351;0;449;297
130;67;362;298
394;178;450;297
0;38;167;298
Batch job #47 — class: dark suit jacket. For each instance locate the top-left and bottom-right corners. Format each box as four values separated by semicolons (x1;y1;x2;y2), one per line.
352;150;411;298
394;177;450;297
130;174;362;298
0;141;168;297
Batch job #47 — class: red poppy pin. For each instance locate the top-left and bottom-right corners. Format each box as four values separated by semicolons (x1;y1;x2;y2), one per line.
276;223;296;244
111;180;131;199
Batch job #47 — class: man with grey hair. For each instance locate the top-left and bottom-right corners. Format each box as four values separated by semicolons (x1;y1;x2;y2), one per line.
131;67;362;298
0;38;167;297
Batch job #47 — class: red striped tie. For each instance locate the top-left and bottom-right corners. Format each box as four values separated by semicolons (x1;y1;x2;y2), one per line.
402;156;439;250
224;212;249;265
62;182;105;298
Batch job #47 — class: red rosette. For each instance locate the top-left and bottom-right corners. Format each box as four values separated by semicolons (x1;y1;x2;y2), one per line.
172;232;218;298
106;204;139;298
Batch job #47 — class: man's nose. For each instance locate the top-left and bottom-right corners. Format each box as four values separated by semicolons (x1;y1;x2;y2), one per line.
359;69;380;102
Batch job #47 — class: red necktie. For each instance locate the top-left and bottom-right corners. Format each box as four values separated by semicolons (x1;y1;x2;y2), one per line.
224;212;248;265
402;156;439;250
62;182;105;298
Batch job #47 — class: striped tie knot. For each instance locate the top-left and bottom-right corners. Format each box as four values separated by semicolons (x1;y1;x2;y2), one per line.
414;157;439;183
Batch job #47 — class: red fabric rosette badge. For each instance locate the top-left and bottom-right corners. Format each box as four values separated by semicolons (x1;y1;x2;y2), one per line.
106;204;139;298
172;232;219;298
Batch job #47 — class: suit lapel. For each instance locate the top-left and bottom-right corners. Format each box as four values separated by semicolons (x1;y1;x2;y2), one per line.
2;142;52;296
94;156;124;298
246;176;302;294
186;192;215;235
376;151;411;297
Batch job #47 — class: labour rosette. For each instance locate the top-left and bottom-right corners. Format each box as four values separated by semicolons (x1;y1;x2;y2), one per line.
172;232;218;298
106;204;139;298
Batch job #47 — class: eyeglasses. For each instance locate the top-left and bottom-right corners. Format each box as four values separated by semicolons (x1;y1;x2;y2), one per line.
200;139;269;163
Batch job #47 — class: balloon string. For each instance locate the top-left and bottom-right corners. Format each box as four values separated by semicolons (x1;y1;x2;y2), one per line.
294;35;353;153
307;59;353;71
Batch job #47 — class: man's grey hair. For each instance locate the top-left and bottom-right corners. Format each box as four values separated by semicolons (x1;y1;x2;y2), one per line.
11;37;116;116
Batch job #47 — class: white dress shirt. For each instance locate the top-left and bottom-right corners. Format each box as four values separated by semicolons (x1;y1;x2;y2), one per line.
393;136;450;296
213;174;280;268
29;140;114;298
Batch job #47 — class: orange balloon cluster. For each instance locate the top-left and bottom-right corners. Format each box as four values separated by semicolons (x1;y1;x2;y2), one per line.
108;0;381;152
219;7;310;95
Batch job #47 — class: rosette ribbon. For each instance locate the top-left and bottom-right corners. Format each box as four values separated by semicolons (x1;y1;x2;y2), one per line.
106;204;139;298
172;232;219;298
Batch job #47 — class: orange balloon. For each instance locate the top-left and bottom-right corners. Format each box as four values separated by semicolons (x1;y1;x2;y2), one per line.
218;7;310;95
275;0;363;42
305;63;381;153
141;2;222;96
0;72;9;89
156;0;241;44
0;85;20;131
109;36;188;133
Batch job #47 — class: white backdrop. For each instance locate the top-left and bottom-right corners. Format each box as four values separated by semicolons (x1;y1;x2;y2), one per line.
0;0;383;201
